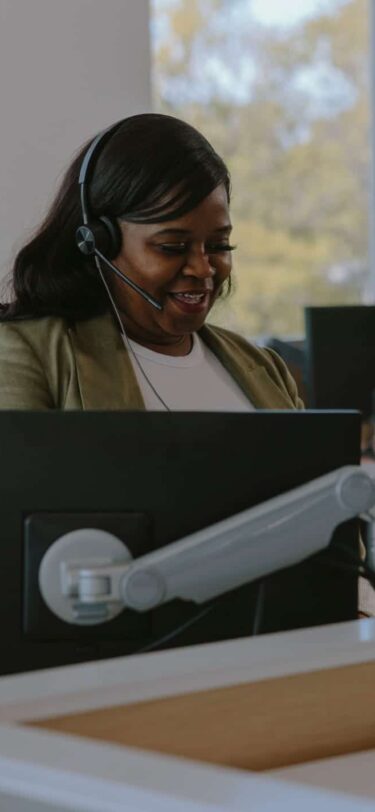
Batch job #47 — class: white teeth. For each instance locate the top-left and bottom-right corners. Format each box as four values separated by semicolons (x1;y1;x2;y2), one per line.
173;293;205;302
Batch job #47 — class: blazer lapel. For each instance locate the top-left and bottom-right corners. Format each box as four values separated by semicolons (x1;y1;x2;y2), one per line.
69;315;292;411
199;325;294;409
69;312;145;410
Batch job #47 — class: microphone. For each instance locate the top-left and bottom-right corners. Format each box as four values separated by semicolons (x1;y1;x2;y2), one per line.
94;249;163;311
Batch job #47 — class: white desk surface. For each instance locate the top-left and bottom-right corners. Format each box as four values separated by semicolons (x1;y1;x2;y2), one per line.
274;750;375;802
1;617;375;723
1;619;375;811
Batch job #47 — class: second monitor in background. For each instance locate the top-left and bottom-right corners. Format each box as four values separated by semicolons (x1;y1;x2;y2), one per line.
305;305;375;416
305;305;375;455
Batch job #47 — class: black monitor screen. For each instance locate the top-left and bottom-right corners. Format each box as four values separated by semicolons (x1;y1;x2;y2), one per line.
0;410;361;676
305;305;375;417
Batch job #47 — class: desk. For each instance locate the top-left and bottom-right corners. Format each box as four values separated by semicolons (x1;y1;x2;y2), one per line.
1;620;375;810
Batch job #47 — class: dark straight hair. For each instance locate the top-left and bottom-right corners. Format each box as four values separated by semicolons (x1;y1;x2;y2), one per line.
0;113;231;322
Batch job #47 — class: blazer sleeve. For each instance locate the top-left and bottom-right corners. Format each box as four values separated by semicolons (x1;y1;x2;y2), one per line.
0;323;53;409
264;347;305;410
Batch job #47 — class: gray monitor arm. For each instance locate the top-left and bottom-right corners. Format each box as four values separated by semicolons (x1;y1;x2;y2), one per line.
39;466;375;625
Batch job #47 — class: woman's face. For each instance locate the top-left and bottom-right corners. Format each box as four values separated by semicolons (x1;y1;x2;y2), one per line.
109;184;233;355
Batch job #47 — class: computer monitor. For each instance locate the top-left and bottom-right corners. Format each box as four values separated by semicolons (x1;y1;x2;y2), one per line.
0;410;361;676
305;305;375;417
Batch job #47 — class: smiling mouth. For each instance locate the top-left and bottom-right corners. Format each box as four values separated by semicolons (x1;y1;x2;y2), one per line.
167;291;211;313
168;292;208;304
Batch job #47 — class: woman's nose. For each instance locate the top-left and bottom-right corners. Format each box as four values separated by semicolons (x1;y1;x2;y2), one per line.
182;246;216;278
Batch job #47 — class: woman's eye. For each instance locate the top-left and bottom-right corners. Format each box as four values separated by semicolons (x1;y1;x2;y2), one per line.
159;243;187;255
206;244;236;254
158;243;236;255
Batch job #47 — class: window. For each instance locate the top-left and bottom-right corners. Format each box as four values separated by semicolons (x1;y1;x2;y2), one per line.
151;0;370;336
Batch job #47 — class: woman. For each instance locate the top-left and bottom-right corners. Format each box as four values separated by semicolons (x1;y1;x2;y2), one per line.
0;113;303;411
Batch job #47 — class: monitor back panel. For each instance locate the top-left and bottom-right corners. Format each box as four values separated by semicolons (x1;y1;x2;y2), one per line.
0;410;361;675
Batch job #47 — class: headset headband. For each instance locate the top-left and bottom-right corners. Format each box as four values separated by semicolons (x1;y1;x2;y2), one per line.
78;119;125;224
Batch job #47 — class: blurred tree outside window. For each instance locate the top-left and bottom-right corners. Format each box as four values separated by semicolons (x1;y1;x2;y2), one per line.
150;0;371;337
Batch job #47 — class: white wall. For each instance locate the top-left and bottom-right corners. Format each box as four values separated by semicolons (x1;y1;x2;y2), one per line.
0;0;151;280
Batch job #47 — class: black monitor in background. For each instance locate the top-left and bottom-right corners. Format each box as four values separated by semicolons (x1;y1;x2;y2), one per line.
305;305;375;417
0;410;361;676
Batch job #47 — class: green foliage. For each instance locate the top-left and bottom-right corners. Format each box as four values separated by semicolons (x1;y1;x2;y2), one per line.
151;0;370;336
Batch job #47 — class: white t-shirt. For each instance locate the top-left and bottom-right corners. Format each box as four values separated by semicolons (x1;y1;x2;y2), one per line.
124;332;254;412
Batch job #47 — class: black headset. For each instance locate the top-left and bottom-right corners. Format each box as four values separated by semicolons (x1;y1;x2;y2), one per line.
75;119;162;311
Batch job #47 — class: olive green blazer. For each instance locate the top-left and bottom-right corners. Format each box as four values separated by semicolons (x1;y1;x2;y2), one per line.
0;311;303;410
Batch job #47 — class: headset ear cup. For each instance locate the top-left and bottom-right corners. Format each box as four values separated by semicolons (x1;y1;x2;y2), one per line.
97;216;122;259
75;217;122;258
